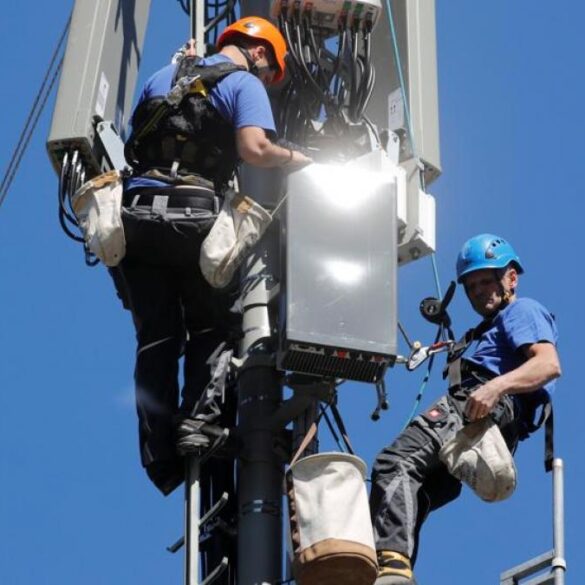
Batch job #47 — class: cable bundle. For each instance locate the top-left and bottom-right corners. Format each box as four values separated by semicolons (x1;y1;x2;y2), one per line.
276;7;378;159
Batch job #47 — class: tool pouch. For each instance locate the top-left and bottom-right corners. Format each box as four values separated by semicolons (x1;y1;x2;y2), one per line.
72;170;125;266
286;452;378;585
199;189;272;289
439;417;517;502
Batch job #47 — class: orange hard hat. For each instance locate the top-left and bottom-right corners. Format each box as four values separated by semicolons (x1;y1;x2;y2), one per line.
217;16;287;83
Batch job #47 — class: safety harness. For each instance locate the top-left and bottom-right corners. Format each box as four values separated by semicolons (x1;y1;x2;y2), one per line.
124;57;246;189
445;319;555;472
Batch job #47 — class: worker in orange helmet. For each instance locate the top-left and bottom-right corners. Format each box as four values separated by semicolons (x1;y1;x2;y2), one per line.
118;14;311;498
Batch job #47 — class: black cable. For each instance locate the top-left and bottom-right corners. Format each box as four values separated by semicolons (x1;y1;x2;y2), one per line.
331;28;346;105
294;22;328;102
58;153;84;242
358;30;375;118
279;80;296;137
282;18;302;71
354;54;367;118
306;17;328;91
59;150;87;241
285;17;323;125
281;18;307;134
0;15;70;209
397;320;414;350
335;37;349;108
355;31;371;118
177;0;190;15
348;29;360;121
0;57;64;210
320;405;346;453
205;0;234;35
278;14;301;67
361;62;376;117
57;147;98;266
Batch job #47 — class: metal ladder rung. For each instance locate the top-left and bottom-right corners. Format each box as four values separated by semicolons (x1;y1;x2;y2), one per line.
500;550;555;583
167;492;230;553
200;557;229;585
522;573;555;585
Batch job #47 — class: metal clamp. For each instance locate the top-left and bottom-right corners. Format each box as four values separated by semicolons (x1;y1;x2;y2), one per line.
406;340;454;371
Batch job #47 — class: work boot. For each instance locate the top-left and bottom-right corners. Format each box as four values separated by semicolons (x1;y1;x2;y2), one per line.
375;551;417;585
176;417;231;457
176;417;211;455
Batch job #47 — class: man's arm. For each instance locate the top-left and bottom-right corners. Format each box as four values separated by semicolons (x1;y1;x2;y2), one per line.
465;342;561;422
236;126;312;169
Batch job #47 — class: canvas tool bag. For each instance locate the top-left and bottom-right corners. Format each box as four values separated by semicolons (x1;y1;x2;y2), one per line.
286;424;377;585
199;189;272;288
439;416;517;502
72;170;125;266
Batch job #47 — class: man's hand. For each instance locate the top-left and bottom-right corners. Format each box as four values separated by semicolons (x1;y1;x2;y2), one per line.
282;148;312;171
465;380;504;422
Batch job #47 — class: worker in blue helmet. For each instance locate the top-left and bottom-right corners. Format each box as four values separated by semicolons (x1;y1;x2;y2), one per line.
370;234;561;585
456;233;525;282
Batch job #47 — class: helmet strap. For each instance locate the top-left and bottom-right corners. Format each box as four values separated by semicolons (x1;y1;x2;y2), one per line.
496;269;514;310
236;46;259;77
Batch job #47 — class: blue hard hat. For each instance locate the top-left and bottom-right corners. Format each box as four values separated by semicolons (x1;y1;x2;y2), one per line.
456;234;524;283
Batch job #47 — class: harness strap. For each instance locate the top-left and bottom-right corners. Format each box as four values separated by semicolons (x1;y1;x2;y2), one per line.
444;319;493;387
544;402;554;472
447;356;462;389
445;332;474;388
127;62;245;158
290;420;318;467
522;395;554;472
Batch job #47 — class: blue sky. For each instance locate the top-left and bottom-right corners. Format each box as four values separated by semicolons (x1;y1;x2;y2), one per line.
0;1;582;584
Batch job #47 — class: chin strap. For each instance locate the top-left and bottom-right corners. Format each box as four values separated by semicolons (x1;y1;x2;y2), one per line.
496;267;515;306
236;46;259;77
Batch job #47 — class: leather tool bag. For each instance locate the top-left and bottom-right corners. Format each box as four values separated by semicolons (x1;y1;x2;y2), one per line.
286;425;377;585
72;170;125;266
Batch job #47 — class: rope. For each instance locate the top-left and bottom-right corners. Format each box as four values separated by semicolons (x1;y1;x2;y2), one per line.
384;0;417;158
384;1;448;427
430;253;442;300
0;15;70;209
384;0;445;295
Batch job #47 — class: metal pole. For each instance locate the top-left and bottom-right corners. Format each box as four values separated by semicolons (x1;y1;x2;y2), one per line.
236;228;284;585
190;0;207;57
185;456;201;585
552;458;566;585
235;4;287;583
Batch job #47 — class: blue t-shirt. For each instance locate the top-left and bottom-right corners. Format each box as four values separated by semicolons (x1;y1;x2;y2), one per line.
466;297;558;394
126;54;276;189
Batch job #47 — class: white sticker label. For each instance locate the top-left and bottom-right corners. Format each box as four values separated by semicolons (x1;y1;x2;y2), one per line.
388;88;404;131
95;72;110;118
